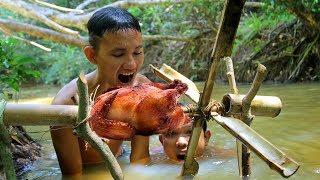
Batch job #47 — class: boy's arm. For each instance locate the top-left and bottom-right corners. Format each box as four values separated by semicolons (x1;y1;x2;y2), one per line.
130;135;151;164
50;84;83;174
129;74;151;164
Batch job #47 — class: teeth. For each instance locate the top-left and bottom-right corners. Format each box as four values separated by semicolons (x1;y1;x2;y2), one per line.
121;72;134;76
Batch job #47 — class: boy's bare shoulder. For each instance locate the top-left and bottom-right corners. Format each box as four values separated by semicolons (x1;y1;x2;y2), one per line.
52;79;78;105
136;73;151;84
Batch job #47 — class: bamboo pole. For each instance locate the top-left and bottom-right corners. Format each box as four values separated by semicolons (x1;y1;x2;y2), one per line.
3;104;77;126
149;64;200;103
222;94;282;118
224;57;244;177
75;72;123;180
200;0;245;104
224;57;239;94
0;100;17;180
181;0;246;177
211;113;300;178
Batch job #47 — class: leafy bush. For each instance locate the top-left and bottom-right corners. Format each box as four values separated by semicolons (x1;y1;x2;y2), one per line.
42;45;95;85
234;1;295;53
0;37;40;98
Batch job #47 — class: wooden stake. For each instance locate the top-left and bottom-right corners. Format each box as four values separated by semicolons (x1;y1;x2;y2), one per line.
75;72;123;180
239;64;267;177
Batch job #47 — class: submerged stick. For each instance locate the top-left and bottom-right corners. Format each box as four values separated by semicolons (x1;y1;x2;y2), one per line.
75;72;123;180
240;64;267;176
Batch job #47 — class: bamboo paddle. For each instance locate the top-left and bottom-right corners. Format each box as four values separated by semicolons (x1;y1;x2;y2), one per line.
150;63;299;178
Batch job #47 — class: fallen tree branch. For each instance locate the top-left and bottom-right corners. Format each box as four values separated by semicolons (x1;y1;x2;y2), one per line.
0;0;268;49
0;26;51;51
0;18;191;47
0;18;87;47
75;0;98;10
31;0;84;13
75;72;123;180
0;0;79;36
289;33;320;79
143;35;192;42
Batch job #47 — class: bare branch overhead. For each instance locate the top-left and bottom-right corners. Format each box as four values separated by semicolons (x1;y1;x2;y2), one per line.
0;0;266;49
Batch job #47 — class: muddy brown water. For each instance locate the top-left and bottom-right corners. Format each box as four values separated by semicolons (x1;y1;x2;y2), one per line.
11;83;320;179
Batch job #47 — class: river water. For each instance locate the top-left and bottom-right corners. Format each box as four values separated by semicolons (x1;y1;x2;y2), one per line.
14;82;320;179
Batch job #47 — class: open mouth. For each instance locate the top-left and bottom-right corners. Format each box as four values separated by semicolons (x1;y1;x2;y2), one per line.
177;154;186;161
118;73;134;84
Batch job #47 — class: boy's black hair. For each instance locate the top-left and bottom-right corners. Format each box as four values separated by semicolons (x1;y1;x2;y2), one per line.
87;7;141;51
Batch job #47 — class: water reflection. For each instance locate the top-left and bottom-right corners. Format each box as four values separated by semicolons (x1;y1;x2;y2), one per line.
19;83;320;179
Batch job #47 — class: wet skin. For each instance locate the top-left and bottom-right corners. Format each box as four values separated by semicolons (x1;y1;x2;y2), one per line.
159;123;211;163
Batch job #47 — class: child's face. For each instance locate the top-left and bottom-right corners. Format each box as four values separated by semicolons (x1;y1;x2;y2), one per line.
94;29;144;87
159;123;211;163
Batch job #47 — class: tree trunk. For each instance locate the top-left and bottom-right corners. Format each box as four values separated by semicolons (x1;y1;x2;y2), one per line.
0;126;41;179
275;0;320;34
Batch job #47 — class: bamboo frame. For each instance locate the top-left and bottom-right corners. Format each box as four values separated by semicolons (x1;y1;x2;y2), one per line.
181;0;246;176
239;64;267;176
150;62;300;178
1;65;300;179
3;104;77;126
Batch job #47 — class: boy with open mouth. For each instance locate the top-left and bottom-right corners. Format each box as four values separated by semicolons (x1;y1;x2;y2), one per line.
159;121;212;163
50;7;151;175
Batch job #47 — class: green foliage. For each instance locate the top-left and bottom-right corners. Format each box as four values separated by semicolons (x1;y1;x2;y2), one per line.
1;0;316;85
0;37;40;96
130;0;222;37
304;0;320;13
275;0;320;13
42;45;94;85
234;1;295;53
134;1;223;81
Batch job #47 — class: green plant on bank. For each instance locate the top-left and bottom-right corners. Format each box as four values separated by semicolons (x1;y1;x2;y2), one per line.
0;37;40;99
234;1;295;54
1;0;317;85
306;0;320;13
276;0;320;13
43;45;95;85
133;1;223;81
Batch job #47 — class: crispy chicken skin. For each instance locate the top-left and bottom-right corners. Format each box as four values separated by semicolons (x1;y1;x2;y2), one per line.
89;80;191;140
